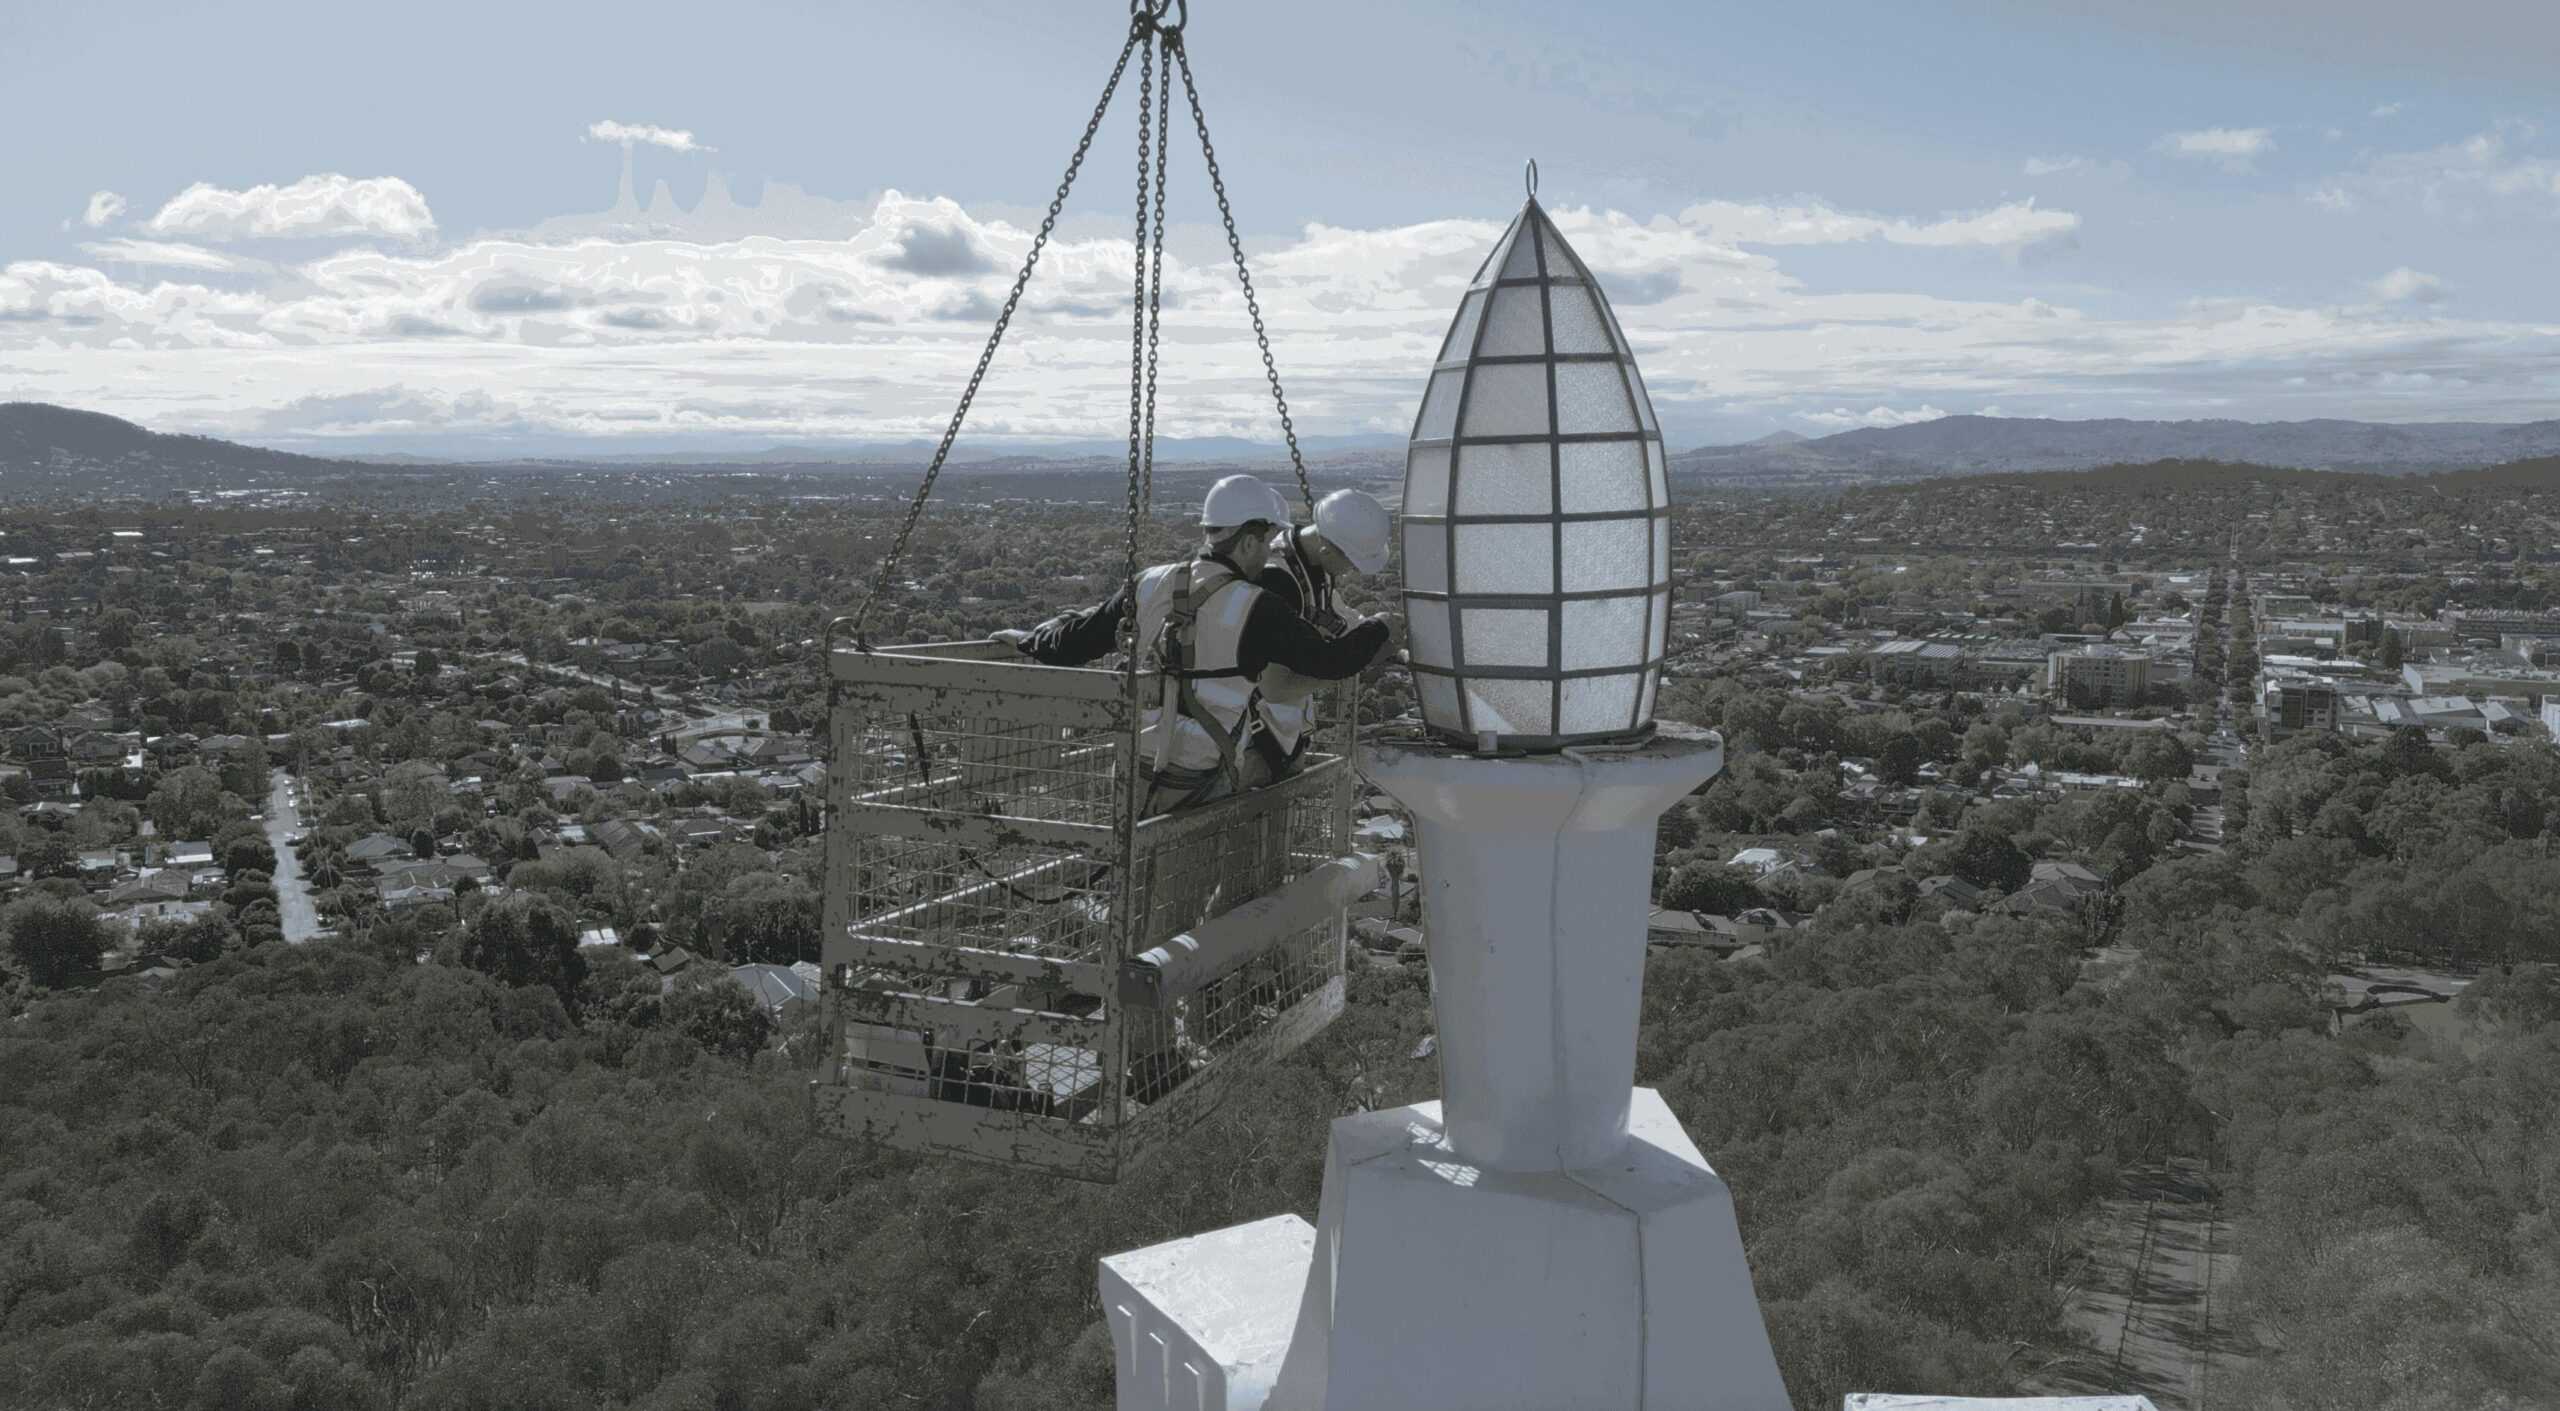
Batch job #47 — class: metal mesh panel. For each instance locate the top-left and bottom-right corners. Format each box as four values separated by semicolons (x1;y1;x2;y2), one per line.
816;644;1355;1180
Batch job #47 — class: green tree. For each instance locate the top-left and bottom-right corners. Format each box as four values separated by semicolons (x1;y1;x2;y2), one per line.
1945;827;2032;893
1876;734;1923;787
663;977;774;1060
456;892;588;1005
5;896;107;986
698;873;819;964
146;765;233;840
1659;860;1766;916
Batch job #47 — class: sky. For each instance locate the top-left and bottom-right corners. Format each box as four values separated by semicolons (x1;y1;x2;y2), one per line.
3;0;2557;455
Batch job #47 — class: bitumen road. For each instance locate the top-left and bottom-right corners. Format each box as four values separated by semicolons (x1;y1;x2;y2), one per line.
263;768;323;944
2044;1156;2247;1409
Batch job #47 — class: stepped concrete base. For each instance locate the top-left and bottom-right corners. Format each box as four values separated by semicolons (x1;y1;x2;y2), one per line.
1264;1087;1787;1410
1102;1216;1316;1411
1099;1089;1785;1410
1844;1400;2159;1410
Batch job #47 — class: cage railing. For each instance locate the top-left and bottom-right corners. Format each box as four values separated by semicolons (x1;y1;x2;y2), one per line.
814;637;1363;1181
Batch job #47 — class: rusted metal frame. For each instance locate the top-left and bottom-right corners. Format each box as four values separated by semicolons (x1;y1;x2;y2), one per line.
1333;678;1359;850
1118;853;1380;1008
1129;753;1345;853
1121;973;1346;1154
872;638;1021;662
831;643;1132;705
837;933;1110;993
836;985;1107;1048
811;1085;1117;1182
850;768;969;809
833;799;1114;855
833;681;1128;735
848;854;1098;934
1109;625;1151;1168
817;703;862;1086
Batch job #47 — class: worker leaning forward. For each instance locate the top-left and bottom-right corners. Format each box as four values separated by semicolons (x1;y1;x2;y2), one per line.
995;475;1392;816
1255;488;1392;777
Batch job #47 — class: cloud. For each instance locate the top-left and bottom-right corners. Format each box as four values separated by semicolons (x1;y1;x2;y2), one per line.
76;239;244;273
1676;198;2079;249
9;189;2560;447
873;210;997;276
2022;156;2084;177
257;386;538;435
2369;267;2450;303
1796;405;1952;430
146;175;437;242
2158;127;2276;169
2320;124;2560;218
2370;102;2404;119
469;283;582;314
587;120;713;154
83;191;127;228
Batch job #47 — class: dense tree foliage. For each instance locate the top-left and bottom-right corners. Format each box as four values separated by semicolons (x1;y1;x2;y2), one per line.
5;713;2557;1409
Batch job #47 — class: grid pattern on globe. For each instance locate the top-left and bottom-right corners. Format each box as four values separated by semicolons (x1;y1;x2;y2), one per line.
1399;197;1674;747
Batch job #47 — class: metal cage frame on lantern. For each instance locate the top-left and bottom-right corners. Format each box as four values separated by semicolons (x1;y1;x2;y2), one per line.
1400;179;1674;750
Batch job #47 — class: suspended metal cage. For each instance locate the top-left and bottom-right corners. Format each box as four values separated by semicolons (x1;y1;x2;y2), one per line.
807;4;1372;1181
813;638;1366;1182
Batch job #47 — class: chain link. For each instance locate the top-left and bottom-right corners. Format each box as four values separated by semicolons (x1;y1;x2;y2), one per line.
1140;47;1171;515
1115;32;1156;672
1170;36;1315;515
846;22;1146;650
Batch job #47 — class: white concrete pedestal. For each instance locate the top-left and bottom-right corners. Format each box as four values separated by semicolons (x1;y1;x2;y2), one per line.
1102;1216;1315;1411
1265;1087;1788;1411
1360;726;1726;1173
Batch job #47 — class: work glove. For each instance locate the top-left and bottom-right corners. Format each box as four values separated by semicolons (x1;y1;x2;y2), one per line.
1358;617;1400;670
989;628;1033;653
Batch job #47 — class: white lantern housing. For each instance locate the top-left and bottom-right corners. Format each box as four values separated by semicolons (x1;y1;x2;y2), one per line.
1401;191;1673;750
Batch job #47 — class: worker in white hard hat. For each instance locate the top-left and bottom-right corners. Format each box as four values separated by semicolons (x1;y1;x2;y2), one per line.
1252;487;1394;772
992;474;1392;815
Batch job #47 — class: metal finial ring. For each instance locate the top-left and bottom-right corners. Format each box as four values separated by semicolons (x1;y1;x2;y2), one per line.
1525;158;1538;197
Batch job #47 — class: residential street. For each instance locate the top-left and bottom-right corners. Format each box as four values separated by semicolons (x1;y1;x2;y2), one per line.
263;768;322;944
2046;1156;2247;1409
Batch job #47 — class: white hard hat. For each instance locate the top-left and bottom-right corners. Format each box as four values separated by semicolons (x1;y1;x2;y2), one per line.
1201;474;1289;530
1313;489;1392;575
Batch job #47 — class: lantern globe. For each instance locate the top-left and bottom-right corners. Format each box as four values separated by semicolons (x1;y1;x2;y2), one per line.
1400;194;1673;750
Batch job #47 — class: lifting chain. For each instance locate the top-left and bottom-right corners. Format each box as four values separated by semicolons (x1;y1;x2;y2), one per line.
1113;27;1158;668
1170;34;1314;515
844;19;1148;651
1140;43;1172;514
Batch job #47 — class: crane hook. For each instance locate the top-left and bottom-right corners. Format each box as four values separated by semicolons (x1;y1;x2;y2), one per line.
1131;0;1185;35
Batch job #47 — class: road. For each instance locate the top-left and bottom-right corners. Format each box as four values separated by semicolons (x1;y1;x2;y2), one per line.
2045;1156;2247;1408
465;650;693;708
263;768;323;944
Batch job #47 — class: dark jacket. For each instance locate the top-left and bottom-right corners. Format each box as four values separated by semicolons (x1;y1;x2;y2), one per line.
1018;552;1385;680
1259;527;1346;634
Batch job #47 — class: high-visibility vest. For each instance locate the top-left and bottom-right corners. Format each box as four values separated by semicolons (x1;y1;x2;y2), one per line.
1134;558;1265;777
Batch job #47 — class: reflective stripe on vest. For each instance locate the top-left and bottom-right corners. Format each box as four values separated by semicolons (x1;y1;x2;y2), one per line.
1133;560;1265;775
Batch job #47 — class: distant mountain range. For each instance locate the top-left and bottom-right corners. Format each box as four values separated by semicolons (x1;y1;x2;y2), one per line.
1676;414;2560;484
10;401;2560;494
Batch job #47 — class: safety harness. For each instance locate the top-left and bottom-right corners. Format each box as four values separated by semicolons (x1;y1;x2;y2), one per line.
1147;557;1264;791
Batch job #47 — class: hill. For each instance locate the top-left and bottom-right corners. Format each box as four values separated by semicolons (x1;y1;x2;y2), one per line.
0;402;375;497
1679;414;2560;486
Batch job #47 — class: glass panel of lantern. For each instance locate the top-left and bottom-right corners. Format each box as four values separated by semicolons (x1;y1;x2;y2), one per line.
1400;194;1675;749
